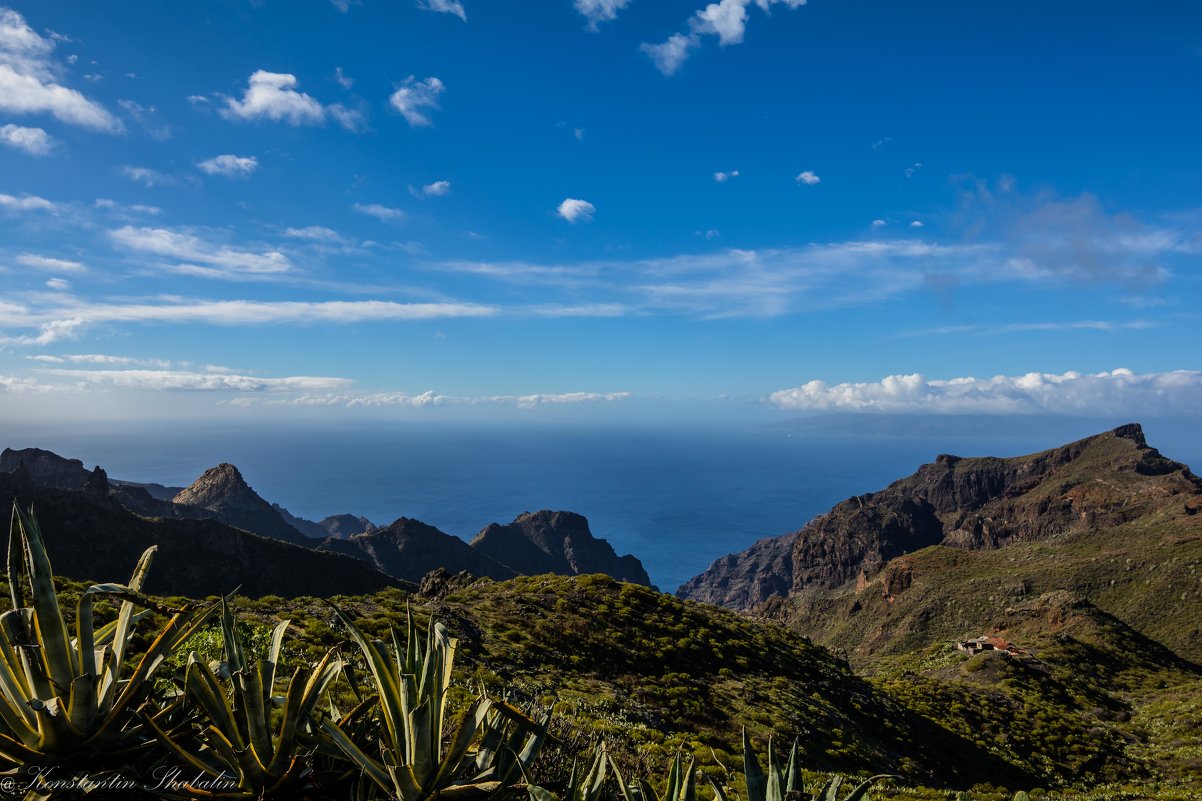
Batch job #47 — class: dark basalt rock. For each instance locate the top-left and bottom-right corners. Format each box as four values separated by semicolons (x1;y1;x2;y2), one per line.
679;424;1202;610
471;510;652;586
319;517;516;583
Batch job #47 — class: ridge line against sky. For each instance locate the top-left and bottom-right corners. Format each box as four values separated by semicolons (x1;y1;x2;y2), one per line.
1;1;1200;422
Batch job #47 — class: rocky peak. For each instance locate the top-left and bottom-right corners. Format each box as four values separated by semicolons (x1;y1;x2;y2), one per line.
679;424;1202;611
173;463;311;546
471;510;652;586
0;447;93;492
318;516;517;582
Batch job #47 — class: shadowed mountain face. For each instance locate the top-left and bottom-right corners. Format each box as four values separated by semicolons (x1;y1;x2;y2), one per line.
172;463;313;546
318;517;517;583
679;424;1202;611
0;469;402;598
471;510;653;587
1;447;654;590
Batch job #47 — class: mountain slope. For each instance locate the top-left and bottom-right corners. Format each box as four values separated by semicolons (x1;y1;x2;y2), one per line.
679;424;1202;612
319;517;517;582
0;468;403;598
172;463;313;545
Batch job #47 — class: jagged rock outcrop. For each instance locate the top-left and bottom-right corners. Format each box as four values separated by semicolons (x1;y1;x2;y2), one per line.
319;517;516;583
173;463;312;546
1;447;93;491
471;510;652;586
680;424;1202;610
0;468;403;597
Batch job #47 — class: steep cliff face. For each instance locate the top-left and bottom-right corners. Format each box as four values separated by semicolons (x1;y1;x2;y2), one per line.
0;447;93;491
679;424;1202;610
471;510;653;586
319;517;516;582
172;463;313;546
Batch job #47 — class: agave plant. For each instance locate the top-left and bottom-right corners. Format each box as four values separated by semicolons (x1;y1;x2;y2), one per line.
529;743;608;801
142;599;344;799
711;730;895;801
612;750;696;801
0;505;218;787
319;605;550;801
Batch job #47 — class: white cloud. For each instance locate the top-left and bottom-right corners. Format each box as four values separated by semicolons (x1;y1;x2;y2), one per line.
38;368;353;393
197;154;259;178
910;220;924;228
0;191;56;212
871;219;886;229
284;225;342;242
417;0;467;22
795;170;820;185
642;0;808;74
905;162;923;178
0;317;82;346
575;0;632;30
231;389;631;409
109;225;292;279
713;170;739;182
35;353;172;368
94;198;161;216
0;299;498;332
0;8;121;131
334;67;353;89
419;180;451;197
389;76;444;127
220;71;354;128
557;198;596;223
353;203;406;222
768;368;1202;417
45;278;70;290
121;165;176;187
0;123;53;155
640;34;698;76
0;374;52;393
16;252;86;273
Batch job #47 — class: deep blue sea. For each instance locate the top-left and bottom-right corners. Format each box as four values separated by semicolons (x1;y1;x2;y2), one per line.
5;418;1200;592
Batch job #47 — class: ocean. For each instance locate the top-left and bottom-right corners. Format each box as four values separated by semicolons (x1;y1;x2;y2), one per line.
5;418;1199;592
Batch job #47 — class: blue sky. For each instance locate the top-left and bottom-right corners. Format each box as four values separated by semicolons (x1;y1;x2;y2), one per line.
0;0;1200;422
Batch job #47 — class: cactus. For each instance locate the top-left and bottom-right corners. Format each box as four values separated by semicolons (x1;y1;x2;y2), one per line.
710;730;895;801
530;744;608;801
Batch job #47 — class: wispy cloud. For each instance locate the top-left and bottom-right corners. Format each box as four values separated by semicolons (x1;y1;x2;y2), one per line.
218;70;363;130
557;198;596;223
121;165;177;188
16;252;86;273
0;298;499;331
283;225;343;242
574;0;632;30
353;203;406;222
37;367;353;393
417;0;466;22
713;170;739;182
389;76;444;127
795;170;820;185
230;389;631;409
641;0;809;75
411;180;451;197
768;368;1202;417
0;191;56;212
0;123;53;155
197;154;259;178
109;225;292;279
0;8;122;131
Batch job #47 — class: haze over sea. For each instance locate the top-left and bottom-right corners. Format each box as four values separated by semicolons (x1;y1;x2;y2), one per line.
8;417;1200;592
